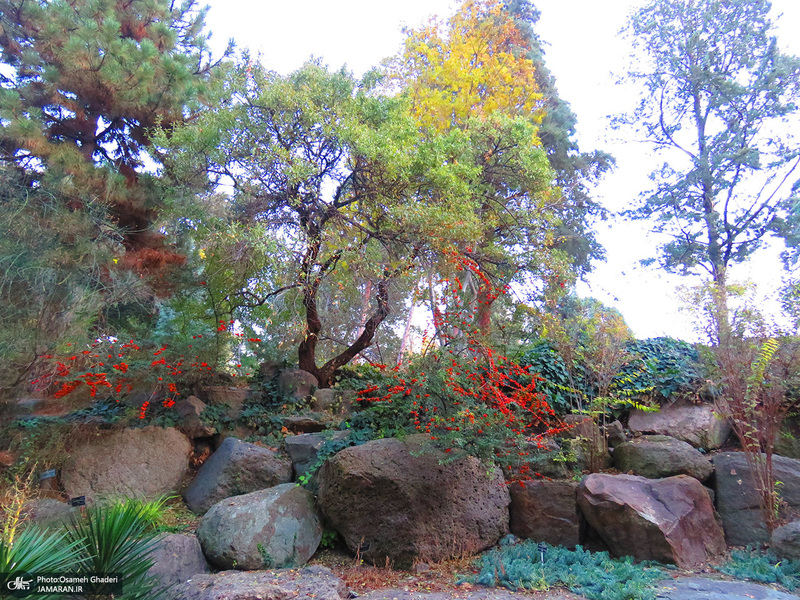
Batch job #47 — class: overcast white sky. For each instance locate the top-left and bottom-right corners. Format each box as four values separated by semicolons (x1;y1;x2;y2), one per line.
202;0;800;342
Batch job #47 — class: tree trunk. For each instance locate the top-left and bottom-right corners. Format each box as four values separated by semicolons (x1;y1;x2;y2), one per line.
397;302;416;367
711;271;731;347
475;278;495;337
299;277;391;388
355;280;373;341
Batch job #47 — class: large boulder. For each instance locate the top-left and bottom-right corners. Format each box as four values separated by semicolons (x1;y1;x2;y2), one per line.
197;483;321;570
147;534;209;595
310;389;355;416
317;435;510;567
184;437;292;515
771;521;800;561
614;435;713;482
276;369;318;402
62;427;190;503
628;401;731;450
199;386;251;409
164;565;346;600
577;473;725;567
712;452;800;546
509;480;582;548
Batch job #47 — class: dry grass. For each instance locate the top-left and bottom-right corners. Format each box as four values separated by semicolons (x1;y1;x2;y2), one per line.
310;548;481;593
1;466;37;544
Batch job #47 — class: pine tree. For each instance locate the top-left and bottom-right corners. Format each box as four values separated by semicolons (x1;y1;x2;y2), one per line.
506;0;614;278
0;0;224;277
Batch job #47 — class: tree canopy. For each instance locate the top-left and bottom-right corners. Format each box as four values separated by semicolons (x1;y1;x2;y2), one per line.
0;0;225;390
161;61;488;385
386;0;574;341
618;0;800;338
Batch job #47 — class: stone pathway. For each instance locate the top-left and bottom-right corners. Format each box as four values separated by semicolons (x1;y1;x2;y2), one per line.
654;577;800;600
164;566;800;600
355;577;800;600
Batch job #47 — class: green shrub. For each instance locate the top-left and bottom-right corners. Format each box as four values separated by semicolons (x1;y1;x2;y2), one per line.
516;340;587;414
717;549;800;591
617;337;703;402
471;541;665;600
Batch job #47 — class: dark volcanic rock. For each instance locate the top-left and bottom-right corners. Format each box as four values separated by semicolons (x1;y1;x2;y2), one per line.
197;483;321;570
184;437;292;515
317;435;509;567
712;452;800;546
509;480;582;548
614;435;713;482
628;401;731;450
147;533;209;594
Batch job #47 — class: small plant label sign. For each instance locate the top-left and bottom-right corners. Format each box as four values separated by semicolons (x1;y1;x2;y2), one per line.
39;468;57;480
69;496;86;507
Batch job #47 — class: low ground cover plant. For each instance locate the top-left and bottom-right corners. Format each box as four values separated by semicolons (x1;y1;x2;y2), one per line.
717;548;800;591
470;540;666;600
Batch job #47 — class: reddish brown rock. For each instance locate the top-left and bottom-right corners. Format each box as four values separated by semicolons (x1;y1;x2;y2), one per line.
577;473;725;567
62;426;191;503
317;435;509;567
510;480;582;548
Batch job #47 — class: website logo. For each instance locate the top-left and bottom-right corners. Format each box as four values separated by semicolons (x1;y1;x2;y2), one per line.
2;572;34;597
6;576;32;591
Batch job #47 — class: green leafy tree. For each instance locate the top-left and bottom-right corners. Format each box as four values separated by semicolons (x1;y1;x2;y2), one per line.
618;0;800;342
387;0;570;340
0;0;226;394
0;164;127;397
161;60;484;387
0;0;224;280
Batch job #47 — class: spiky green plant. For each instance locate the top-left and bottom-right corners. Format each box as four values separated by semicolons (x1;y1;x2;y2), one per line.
0;525;78;571
718;549;800;591
0;526;80;600
66;499;165;600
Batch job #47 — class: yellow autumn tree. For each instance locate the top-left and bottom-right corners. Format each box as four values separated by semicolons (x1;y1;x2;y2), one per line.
387;0;565;340
390;0;545;132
